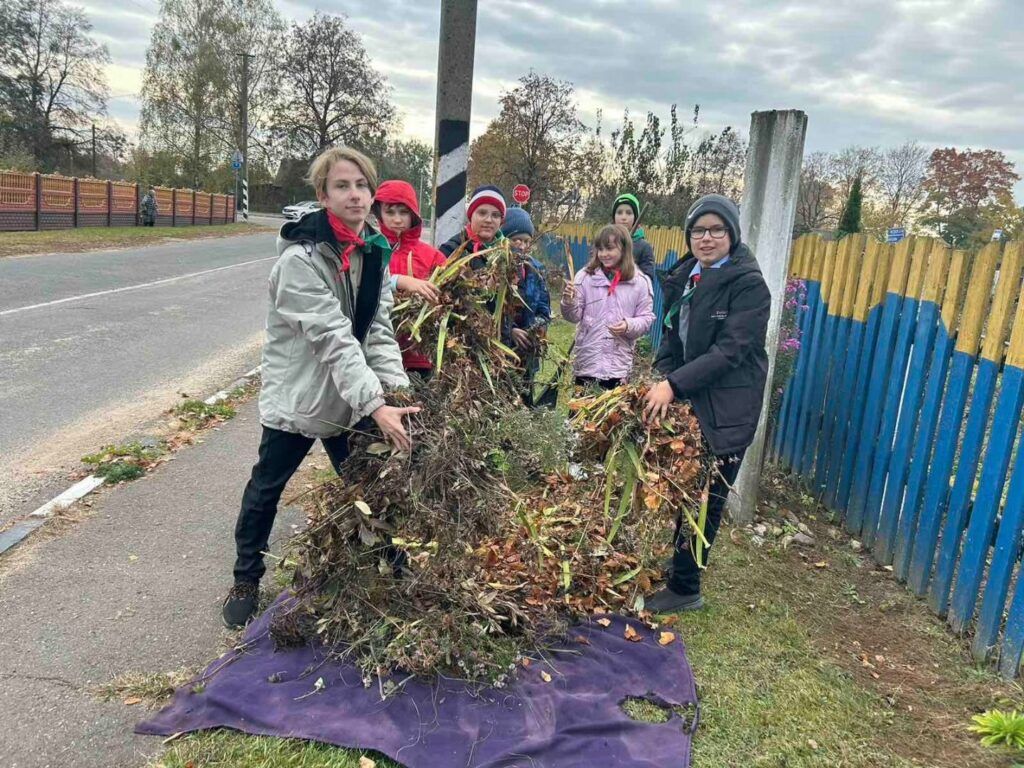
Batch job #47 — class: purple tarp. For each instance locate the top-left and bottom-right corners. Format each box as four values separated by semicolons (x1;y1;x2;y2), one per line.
138;597;699;767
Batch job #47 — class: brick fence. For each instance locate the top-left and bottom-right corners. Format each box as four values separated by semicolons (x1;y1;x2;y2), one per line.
0;170;235;232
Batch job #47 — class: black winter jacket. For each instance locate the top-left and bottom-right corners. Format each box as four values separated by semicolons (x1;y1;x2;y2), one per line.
654;243;771;455
632;237;656;284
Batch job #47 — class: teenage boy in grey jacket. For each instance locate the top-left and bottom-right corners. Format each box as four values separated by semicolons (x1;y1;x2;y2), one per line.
222;146;418;628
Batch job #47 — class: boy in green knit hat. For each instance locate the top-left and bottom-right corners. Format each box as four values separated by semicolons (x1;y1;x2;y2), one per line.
612;192;656;283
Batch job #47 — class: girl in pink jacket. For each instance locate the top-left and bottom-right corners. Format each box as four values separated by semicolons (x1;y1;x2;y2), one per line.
560;224;655;389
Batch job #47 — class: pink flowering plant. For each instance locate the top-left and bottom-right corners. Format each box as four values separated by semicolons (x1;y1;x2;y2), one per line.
767;277;808;434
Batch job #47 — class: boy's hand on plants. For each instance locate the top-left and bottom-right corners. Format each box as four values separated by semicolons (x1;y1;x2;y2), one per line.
371;404;421;452
607;320;628;337
397;275;441;304
510;328;531;350
642;380;675;425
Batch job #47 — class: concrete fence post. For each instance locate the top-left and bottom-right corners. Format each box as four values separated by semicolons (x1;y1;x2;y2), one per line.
728;109;808;523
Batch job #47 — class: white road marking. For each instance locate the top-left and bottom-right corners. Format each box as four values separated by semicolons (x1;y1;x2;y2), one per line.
0;256;277;317
0;366;263;556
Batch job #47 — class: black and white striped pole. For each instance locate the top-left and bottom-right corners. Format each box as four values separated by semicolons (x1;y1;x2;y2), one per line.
238;51;252;223
432;0;477;247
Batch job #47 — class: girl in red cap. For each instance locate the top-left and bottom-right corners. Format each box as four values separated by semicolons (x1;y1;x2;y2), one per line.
373;179;448;376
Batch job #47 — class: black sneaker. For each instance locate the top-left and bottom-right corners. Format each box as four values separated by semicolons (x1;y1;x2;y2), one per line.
646;587;704;614
222;582;259;628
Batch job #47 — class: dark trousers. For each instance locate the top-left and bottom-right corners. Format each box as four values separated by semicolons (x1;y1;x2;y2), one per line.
669;449;745;595
233;426;349;584
574;376;622;391
143;219;155;227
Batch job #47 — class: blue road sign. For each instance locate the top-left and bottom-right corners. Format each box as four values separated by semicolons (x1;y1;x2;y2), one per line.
887;228;906;244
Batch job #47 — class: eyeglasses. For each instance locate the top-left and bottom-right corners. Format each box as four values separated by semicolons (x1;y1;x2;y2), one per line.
691;226;729;240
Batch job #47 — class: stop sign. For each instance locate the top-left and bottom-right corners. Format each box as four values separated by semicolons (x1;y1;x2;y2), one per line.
512;184;530;205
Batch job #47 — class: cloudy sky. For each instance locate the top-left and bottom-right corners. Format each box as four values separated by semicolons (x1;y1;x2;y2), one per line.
83;0;1023;197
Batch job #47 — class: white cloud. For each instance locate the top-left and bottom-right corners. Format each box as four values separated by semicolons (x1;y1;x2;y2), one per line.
76;0;1023;198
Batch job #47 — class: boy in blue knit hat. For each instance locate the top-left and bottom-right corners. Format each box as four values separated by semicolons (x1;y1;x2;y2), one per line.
502;207;552;406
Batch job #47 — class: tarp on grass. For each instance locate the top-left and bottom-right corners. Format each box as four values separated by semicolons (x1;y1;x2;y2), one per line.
137;596;699;767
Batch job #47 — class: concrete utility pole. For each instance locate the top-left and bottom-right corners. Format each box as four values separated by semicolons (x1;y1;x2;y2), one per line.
238;51;253;222
729;109;808;523
91;123;97;177
432;0;478;247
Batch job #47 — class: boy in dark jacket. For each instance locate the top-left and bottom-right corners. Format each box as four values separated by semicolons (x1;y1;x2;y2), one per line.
612;192;656;283
642;194;771;613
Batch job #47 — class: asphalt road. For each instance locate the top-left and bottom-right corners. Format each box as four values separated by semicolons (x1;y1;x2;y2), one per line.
0;231;279;527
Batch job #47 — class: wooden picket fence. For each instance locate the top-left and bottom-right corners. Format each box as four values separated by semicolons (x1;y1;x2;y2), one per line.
772;233;1024;679
0;169;235;232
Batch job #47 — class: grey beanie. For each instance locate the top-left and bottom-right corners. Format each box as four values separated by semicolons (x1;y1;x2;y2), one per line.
684;194;741;254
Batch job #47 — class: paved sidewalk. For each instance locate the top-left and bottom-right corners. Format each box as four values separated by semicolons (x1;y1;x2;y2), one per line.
0;400;307;768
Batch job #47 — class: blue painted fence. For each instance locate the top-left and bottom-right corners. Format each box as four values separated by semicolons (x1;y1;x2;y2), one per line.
770;233;1024;680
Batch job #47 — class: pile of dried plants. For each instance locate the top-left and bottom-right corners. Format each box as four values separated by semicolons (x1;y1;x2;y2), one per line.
271;240;711;687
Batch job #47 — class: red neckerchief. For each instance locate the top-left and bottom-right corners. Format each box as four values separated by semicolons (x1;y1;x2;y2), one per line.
465;225;487;254
604;268;622;295
378;220;421;254
326;209;365;272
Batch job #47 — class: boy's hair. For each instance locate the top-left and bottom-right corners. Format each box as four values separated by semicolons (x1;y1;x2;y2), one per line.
306;146;378;197
585;224;635;281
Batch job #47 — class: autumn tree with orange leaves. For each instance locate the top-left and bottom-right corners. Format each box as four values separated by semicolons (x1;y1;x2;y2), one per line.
923;147;1021;247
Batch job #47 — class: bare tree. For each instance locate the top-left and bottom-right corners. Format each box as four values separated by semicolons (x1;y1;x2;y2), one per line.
877;141;928;228
0;0;110;170
272;12;395;157
795;151;837;233
830;145;882;200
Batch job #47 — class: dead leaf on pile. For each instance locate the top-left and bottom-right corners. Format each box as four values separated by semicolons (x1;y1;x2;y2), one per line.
359;757;377;768
624;625;642;642
658;632;676;646
123;696;142;706
813;561;828;569
573;634;591;646
540;671;552;683
596;618;612;627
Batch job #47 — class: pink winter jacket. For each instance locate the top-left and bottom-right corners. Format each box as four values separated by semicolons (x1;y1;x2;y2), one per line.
560;268;655;381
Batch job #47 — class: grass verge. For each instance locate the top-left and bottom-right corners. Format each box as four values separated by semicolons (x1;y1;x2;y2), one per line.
94;668;200;710
0;222;272;258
